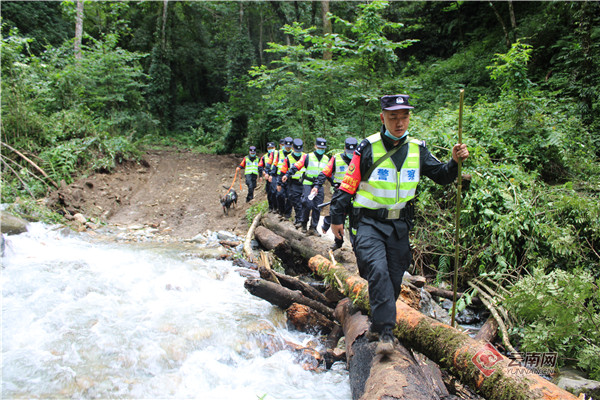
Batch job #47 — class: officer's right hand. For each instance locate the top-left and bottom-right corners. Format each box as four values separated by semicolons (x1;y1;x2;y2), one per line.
282;175;288;183
277;185;282;192
331;224;344;240
310;187;318;197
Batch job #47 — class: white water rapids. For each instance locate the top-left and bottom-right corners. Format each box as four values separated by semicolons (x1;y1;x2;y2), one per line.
1;223;351;399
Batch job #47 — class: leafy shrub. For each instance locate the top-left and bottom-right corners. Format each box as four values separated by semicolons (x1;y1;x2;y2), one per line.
503;268;600;380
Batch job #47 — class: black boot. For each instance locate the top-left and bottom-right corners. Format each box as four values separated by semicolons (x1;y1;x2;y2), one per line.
376;327;395;356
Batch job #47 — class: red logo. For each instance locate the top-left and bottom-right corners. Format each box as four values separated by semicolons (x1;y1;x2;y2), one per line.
472;343;503;377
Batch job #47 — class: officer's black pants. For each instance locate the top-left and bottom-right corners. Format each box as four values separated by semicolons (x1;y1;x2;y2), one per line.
300;185;324;230
266;177;277;210
276;182;288;215
245;174;257;202
353;220;411;333
287;181;304;222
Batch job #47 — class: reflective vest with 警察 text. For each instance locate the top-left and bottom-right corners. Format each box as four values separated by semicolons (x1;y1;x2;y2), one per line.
333;153;349;184
303;152;330;185
244;156;259;175
353;133;421;211
288;153;305;180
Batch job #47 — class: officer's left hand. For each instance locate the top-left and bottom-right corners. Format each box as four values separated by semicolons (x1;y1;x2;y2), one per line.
452;144;469;163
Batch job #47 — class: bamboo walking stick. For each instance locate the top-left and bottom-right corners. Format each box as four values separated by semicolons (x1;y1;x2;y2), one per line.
451;89;465;328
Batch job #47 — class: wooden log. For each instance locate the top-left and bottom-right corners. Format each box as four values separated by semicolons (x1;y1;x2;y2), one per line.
335;298;445;400
244;278;334;319
286;303;335;334
404;274;427;288
258;250;280;284
474;315;499;343
255;225;286;250
273;270;335;308
308;255;577;400
261;213;358;274
424;284;483;306
244;212;262;263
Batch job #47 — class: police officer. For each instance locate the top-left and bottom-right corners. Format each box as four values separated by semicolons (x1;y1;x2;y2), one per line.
279;138;305;223
313;137;358;249
259;141;277;212
236;145;260;203
275;137;293;216
286;138;330;235
329;94;469;356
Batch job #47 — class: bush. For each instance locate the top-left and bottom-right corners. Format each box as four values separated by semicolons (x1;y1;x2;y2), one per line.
503;268;600;380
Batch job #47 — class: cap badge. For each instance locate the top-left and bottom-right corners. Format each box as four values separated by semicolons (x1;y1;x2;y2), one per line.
396;97;405;104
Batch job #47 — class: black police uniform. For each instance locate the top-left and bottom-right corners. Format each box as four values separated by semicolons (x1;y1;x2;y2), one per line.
329;129;459;334
280;138;305;222
275;138;293;216
315;138;357;248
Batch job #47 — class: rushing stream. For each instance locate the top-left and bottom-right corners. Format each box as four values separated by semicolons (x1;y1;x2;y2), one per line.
1;223;351;399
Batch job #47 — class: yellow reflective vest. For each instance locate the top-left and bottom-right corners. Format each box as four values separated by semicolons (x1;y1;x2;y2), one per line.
302;152;330;186
353;133;421;211
244;156;259;175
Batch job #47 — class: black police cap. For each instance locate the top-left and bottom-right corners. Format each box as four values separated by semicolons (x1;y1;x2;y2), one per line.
380;94;414;111
344;137;358;150
292;138;303;151
315;138;327;149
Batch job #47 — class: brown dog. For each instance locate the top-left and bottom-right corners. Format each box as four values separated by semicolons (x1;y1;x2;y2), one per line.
220;188;238;215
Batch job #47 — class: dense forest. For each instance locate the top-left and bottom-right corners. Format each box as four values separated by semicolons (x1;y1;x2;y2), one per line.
1;1;599;380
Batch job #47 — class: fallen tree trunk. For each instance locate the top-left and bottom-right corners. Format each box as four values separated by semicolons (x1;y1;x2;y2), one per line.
244;278;335;319
273;270;335;308
261;213;358;274
286;303;336;334
244;212;263;263
336;298;447;400
254;225;287;250
475;316;499;343
308;255;577;400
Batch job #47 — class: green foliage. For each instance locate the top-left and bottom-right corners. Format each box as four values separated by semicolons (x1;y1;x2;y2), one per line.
503;268;600;379
246;200;269;224
1;27;146;201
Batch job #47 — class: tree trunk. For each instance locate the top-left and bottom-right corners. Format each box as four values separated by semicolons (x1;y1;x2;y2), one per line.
308;255;578;400
488;2;511;49
161;0;168;49
244;278;335;319
335;298;446;400
255;225;287;250
74;0;84;60
322;0;332;60
474;316;499;343
272;270;335;308
287;303;335;334
261;213;357;274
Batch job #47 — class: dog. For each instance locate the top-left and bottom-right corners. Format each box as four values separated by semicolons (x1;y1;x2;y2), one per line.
220;188;238;215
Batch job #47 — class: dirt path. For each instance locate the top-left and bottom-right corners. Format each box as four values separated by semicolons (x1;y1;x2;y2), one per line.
47;148;267;238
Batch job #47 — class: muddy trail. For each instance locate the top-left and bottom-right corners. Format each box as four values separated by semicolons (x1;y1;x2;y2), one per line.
46;148;268;239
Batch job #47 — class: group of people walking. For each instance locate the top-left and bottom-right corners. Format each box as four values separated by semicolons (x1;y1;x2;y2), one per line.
237;135;357;250
237;94;469;357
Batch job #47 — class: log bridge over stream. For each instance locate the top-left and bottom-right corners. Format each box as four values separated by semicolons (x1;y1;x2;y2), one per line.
239;213;576;400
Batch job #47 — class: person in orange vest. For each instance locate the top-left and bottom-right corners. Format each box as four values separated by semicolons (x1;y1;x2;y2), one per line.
275;137;294;217
278;138;305;223
259;141;277;212
285;138;329;236
329;94;469;356
236;145;260;203
313;136;358;249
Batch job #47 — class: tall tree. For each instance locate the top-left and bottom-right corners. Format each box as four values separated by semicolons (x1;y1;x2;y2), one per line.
321;0;332;60
74;0;84;59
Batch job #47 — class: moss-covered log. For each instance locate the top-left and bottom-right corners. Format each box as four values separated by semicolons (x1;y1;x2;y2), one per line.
308;255;577;400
